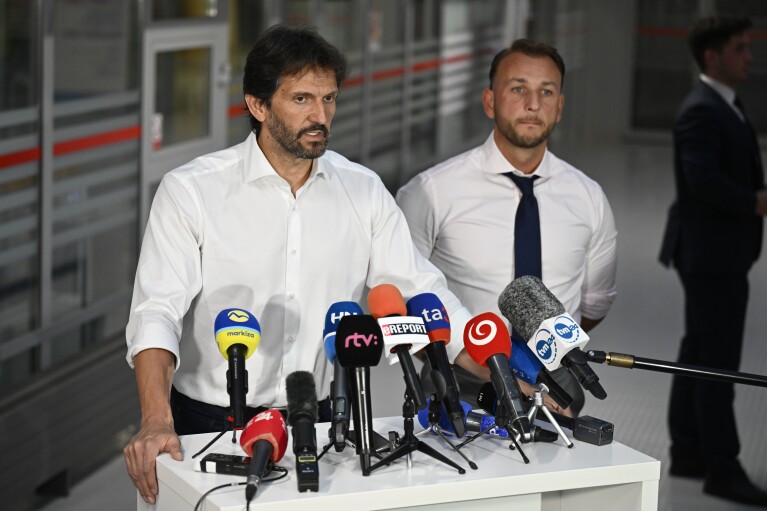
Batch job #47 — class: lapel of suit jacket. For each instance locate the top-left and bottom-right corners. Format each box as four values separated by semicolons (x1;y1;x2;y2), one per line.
697;81;763;180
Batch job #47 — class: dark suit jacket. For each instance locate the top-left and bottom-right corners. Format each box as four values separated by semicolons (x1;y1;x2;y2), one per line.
660;80;764;274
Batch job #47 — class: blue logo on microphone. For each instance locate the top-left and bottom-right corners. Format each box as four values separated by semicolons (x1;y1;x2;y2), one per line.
534;329;557;363
553;315;580;345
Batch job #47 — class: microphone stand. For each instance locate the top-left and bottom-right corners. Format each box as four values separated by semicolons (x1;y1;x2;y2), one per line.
452;402;530;464
526;384;572;448
418;396;478;470
587;350;767;387
318;381;390;462
191;417;236;459
366;389;466;475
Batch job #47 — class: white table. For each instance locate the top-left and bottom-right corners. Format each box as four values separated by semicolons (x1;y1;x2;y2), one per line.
138;417;660;511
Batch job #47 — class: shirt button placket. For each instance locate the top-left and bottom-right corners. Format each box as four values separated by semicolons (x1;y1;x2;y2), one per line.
283;199;301;376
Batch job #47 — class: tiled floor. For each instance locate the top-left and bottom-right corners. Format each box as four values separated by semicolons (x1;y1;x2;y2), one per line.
40;139;767;510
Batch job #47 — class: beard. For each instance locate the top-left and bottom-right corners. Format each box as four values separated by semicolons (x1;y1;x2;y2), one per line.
266;113;330;159
496;116;556;149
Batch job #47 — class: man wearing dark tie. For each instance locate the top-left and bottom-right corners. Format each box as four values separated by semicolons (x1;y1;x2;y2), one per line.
659;16;767;506
397;39;617;416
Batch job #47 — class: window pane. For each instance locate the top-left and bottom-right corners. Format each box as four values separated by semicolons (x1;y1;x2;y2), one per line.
0;1;40;350
51;1;140;327
152;0;219;20
154;48;211;148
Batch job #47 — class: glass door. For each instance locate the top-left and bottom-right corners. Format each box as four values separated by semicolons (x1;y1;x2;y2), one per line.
141;4;229;228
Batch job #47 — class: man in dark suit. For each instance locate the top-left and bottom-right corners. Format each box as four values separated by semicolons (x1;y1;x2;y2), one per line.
660;16;767;506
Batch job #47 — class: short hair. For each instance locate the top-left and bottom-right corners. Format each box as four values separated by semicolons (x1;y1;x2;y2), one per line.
243;25;348;133
488;38;566;90
688;16;753;72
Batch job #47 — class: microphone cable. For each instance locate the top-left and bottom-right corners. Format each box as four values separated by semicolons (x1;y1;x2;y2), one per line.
192;465;288;511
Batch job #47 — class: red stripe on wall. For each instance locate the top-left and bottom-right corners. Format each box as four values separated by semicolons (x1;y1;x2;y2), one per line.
372;67;405;81
53;125;140;156
229;104;246;118
636;26;688;38
412;59;440;72
0;147;41;169
342;50;489;90
344;76;365;88
444;54;473;64
638;26;767;40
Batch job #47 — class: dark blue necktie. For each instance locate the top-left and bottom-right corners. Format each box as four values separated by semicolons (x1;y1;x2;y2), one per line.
506;172;542;350
506;173;541;279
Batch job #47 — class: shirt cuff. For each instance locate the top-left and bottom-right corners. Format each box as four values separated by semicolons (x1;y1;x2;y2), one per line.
445;306;472;362
579;290;617;322
126;317;181;370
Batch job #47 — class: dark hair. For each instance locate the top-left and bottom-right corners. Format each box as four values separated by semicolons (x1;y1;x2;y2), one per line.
488;38;566;90
243;25;348;133
688;16;752;72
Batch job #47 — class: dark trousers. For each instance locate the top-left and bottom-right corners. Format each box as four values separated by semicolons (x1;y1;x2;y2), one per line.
668;271;748;474
170;386;332;436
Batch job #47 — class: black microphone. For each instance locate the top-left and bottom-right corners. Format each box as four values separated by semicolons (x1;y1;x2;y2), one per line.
406;292;466;437
323;301;363;451
499;276;607;400
335;314;384;474
285;371;319;492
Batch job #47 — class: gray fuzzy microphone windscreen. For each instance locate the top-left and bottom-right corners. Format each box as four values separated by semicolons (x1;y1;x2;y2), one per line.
497;275;565;341
286;370;318;424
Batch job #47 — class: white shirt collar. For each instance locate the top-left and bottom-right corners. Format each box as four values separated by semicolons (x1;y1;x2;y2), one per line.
242;131;324;184
700;74;737;106
480;131;554;180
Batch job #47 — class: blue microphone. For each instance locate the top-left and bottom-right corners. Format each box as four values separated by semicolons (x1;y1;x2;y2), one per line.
417;399;510;438
417;398;472;435
323;301;363;451
406;293;466;437
509;335;573;410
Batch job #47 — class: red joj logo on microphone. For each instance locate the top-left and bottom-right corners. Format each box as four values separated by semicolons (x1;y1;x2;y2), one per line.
344;332;379;348
466;315;498;346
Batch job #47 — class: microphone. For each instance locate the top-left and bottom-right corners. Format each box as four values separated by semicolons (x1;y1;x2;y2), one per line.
509;335;573;410
406;292;466;437
416;400;557;443
214;308;261;428
470;384;562;444
239;409;288;502
367;284;428;410
463;312;531;439
323;301;364;451
498;276;607;399
416;399;472;436
335;314;384;474
285;371;319;492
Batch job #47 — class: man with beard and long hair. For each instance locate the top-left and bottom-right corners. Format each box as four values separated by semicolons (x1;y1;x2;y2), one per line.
123;25;481;505
397;39;617;416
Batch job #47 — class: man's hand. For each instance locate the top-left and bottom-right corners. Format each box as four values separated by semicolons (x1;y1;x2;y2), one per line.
517;379;573;418
124;417;182;504
125;348;178;504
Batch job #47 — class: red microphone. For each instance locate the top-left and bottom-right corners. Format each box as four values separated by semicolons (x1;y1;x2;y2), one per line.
464;313;531;440
239;409;288;502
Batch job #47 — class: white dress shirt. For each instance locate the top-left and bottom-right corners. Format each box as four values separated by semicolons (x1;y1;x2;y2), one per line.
126;132;471;407
396;132;617;325
700;73;745;122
